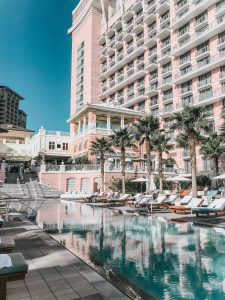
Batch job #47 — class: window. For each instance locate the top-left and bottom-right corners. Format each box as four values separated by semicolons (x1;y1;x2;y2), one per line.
57;144;61;149
63;143;68;151
199;88;213;101
84;140;88;149
182;95;193;107
150;96;158;106
178;23;189;37
49;142;55;150
162;62;171;74
196;41;209;56
181;80;192;94
198;72;211;87
180;65;192;76
79;143;82;151
204;159;212;172
195;11;207;26
218;31;225;45
221;65;225;79
180;51;191;65
204;104;214;116
163;89;173;101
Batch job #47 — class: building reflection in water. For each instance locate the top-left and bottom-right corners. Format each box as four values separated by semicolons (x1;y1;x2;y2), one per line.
37;200;225;300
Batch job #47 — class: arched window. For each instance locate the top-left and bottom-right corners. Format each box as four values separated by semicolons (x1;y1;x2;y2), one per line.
66;178;76;192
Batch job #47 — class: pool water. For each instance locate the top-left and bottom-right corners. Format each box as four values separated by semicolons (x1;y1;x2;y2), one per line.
36;201;225;300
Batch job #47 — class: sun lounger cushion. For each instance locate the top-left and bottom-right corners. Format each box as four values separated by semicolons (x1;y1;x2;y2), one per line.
156;194;167;203
0;237;15;250
186;198;202;208
180;195;192;205
0;253;28;276
192;199;225;212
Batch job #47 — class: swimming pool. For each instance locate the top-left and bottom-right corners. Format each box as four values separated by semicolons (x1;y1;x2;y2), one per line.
36;200;225;300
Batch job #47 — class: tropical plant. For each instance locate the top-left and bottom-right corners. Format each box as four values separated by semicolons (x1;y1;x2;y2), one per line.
172;106;210;197
108;177;144;194
110;127;136;193
200;133;225;176
132;115;160;194
152;131;173;193
90;137;113;192
196;175;211;189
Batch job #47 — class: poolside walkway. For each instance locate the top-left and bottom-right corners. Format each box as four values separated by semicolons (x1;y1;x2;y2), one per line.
0;221;130;300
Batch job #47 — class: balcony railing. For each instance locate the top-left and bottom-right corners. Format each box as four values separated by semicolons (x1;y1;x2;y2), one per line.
173;17;225;53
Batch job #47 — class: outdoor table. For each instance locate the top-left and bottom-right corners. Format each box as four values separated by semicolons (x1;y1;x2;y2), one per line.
0;236;15;253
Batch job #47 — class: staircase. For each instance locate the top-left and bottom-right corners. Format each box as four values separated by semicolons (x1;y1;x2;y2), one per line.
0;180;61;200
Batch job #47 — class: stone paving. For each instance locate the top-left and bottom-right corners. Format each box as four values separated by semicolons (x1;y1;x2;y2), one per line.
0;221;130;300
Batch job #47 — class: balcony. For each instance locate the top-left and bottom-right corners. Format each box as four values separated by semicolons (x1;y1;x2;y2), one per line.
145;59;158;71
146;85;158;96
143;3;156;24
171;0;213;30
122;90;147;107
183;150;190;158
144;33;157;47
156;24;171;39
173;52;225;84
158;77;173;91
133;0;143;12
123;10;134;22
180;87;192;97
157;46;172;64
159;104;174;117
156;0;170;15
197;80;211;91
114;33;124;48
173;17;225;57
99;43;145;79
100;65;146;97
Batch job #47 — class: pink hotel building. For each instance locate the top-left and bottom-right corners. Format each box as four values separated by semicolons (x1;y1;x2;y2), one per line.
40;0;225;193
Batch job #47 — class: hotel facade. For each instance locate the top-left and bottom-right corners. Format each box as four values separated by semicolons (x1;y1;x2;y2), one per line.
39;0;225;193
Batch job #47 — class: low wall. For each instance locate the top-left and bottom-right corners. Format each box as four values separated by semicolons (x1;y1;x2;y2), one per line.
0;171;5;183
39;171;146;193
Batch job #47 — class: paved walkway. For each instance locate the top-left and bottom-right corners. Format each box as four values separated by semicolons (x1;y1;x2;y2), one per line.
0;221;130;300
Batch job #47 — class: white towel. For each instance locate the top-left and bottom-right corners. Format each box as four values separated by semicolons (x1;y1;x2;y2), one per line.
0;254;12;269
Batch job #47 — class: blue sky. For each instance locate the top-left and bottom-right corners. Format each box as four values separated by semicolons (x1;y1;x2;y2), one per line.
0;0;79;132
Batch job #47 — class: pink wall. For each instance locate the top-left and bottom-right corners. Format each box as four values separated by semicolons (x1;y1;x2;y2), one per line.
70;7;102;133
39;171;147;193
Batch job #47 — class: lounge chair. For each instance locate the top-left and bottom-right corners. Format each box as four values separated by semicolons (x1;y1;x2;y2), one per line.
106;194;131;205
150;194;167;208
192;198;225;217
164;194;178;206
180;189;191;197
0;253;28;300
169;197;203;214
0;236;15;254
136;196;153;208
174;195;192;206
126;194;144;206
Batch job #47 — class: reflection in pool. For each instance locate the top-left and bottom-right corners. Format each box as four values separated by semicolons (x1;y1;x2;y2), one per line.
36;200;225;300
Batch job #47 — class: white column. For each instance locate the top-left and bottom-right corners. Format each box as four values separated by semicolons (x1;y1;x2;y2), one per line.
78;120;81;131
83;116;87;129
121;115;125;128
107;114;111;130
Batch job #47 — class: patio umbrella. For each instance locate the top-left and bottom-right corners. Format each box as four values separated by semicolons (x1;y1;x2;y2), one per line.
131;177;148;193
213;173;225;180
165;175;191;195
165;175;191;182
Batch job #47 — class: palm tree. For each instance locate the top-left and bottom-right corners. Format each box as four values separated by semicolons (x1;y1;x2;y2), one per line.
132;115;159;194
110;127;136;194
152;131;173;193
200;133;225;177
90;137;113;193
172;106;210;197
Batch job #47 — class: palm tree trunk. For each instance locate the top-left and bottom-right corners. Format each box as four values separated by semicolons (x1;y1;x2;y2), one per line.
146;138;152;194
189;137;197;197
158;150;163;194
100;156;105;193
212;156;219;177
121;146;126;194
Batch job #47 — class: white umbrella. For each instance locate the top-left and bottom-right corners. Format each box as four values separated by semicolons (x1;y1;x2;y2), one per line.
165;175;191;182
131;177;148;193
165;175;191;196
213;173;225;180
